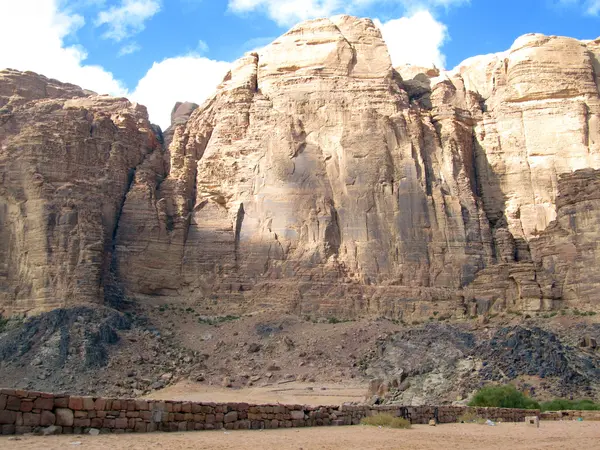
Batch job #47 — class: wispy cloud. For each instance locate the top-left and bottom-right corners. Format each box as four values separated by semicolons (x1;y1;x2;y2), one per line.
95;0;161;41
556;0;600;15
227;0;468;26
196;39;209;54
118;42;141;56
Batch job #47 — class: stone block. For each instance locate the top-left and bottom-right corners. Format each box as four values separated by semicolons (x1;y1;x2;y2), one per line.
15;426;32;434
134;422;147;433
115;418;128;429
68;397;84;410
73;418;91;427
103;419;115;428
54;397;69;408
40;411;56;426
91;418;103;428
1;424;16;435
0;394;6;410
74;411;89;418
34;397;54;410
215;413;224;422
224;411;238;423
6;396;20;411
205;414;215;423
526;416;540;428
56;408;74;427
181;403;192;413
0;410;17;425
82;397;95;410
135;400;148;411
291;410;305;420
95;397;109;411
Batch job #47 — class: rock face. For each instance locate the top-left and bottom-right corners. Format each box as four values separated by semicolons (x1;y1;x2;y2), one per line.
1;20;599;319
0;69;161;312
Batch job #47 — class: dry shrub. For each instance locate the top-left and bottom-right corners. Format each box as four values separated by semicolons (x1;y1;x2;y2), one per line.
458;410;487;424
361;413;411;429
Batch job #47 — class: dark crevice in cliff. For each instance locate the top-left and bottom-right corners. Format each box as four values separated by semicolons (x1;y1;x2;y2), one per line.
103;166;136;309
183;127;213;246
234;203;245;264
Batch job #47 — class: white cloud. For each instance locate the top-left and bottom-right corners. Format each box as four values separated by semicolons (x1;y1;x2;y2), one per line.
95;0;161;41
229;0;342;25
557;0;600;14
376;10;448;68
0;0;126;96
118;42;142;56
0;0;229;130
130;56;230;129
228;0;467;25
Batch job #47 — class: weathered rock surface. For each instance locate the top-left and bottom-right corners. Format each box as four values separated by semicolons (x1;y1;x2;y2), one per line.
0;69;161;313
1;21;599;319
365;323;600;405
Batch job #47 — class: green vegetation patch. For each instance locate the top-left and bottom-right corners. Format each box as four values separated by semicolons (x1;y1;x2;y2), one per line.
468;385;540;410
540;399;600;411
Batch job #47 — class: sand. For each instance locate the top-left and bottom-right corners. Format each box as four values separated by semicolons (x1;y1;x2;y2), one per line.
2;422;599;450
143;381;367;405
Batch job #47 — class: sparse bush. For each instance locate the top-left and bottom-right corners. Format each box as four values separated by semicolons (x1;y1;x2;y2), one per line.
540;399;600;411
328;316;341;324
361;414;411;429
468;385;540;410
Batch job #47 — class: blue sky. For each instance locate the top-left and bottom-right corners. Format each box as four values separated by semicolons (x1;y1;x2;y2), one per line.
1;0;599;127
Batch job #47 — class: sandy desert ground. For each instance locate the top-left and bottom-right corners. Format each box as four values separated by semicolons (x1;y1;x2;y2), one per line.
1;422;599;450
143;380;368;405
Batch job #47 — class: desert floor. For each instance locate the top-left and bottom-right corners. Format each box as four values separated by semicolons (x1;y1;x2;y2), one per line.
2;422;599;450
143;380;368;405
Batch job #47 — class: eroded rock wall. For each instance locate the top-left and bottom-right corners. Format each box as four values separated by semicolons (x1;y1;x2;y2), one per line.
0;70;161;313
115;17;495;316
1;23;599;319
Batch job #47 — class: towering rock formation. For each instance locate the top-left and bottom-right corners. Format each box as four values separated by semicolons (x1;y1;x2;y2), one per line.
1;18;599;320
0;70;161;312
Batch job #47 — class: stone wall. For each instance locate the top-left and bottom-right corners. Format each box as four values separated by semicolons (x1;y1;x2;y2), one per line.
541;410;600;421
0;389;537;435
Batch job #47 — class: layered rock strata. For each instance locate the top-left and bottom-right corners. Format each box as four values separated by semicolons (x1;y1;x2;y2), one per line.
1;20;599;319
0;70;161;312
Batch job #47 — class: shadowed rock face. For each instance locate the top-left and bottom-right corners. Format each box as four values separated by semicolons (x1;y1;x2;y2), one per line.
1;20;599;319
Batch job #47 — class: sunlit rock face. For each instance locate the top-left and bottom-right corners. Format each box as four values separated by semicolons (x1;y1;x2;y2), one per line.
1;21;599;319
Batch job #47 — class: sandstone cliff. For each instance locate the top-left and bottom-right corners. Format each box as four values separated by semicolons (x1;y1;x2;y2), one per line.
1;19;599;320
0;70;161;312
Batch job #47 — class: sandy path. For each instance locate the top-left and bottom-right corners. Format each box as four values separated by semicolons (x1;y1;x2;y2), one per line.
143;381;367;405
2;422;599;450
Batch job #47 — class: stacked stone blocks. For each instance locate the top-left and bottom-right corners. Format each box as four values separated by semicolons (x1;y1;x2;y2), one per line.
0;389;538;435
